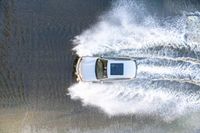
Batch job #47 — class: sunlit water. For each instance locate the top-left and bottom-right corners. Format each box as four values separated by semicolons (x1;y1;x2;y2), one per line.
69;0;200;122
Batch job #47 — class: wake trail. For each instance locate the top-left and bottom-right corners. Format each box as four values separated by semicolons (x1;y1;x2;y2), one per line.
69;0;200;121
69;80;200;121
101;47;200;64
136;58;200;84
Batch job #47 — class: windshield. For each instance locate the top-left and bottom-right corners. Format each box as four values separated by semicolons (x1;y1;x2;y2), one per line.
95;58;108;79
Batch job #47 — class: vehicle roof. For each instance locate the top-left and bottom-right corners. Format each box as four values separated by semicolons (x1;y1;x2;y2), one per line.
78;56;137;81
107;59;136;79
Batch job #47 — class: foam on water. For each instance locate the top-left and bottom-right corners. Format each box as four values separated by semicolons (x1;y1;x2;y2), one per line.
69;0;200;121
136;58;200;83
69;81;200;121
73;0;189;56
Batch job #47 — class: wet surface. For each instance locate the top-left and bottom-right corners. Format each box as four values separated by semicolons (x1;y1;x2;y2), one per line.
0;0;112;132
0;0;200;133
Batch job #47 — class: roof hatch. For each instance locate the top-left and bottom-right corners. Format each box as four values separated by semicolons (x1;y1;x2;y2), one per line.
110;63;124;75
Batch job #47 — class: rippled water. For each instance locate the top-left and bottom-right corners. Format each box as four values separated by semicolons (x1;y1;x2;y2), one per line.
1;0;200;133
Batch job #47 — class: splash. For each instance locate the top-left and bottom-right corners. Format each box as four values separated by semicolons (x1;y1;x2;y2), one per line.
136;58;200;83
69;81;200;121
69;0;200;121
73;1;199;56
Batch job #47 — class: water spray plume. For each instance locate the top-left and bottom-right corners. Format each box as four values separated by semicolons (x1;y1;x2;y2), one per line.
69;0;200;121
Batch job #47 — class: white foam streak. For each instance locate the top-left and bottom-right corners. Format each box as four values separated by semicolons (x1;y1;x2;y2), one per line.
70;0;200;121
69;82;200;121
137;63;200;82
73;1;186;56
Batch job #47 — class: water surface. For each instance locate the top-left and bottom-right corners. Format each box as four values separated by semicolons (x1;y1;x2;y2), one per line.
1;0;200;133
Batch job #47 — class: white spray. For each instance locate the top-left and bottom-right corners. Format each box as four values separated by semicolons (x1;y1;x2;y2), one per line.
69;0;200;121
